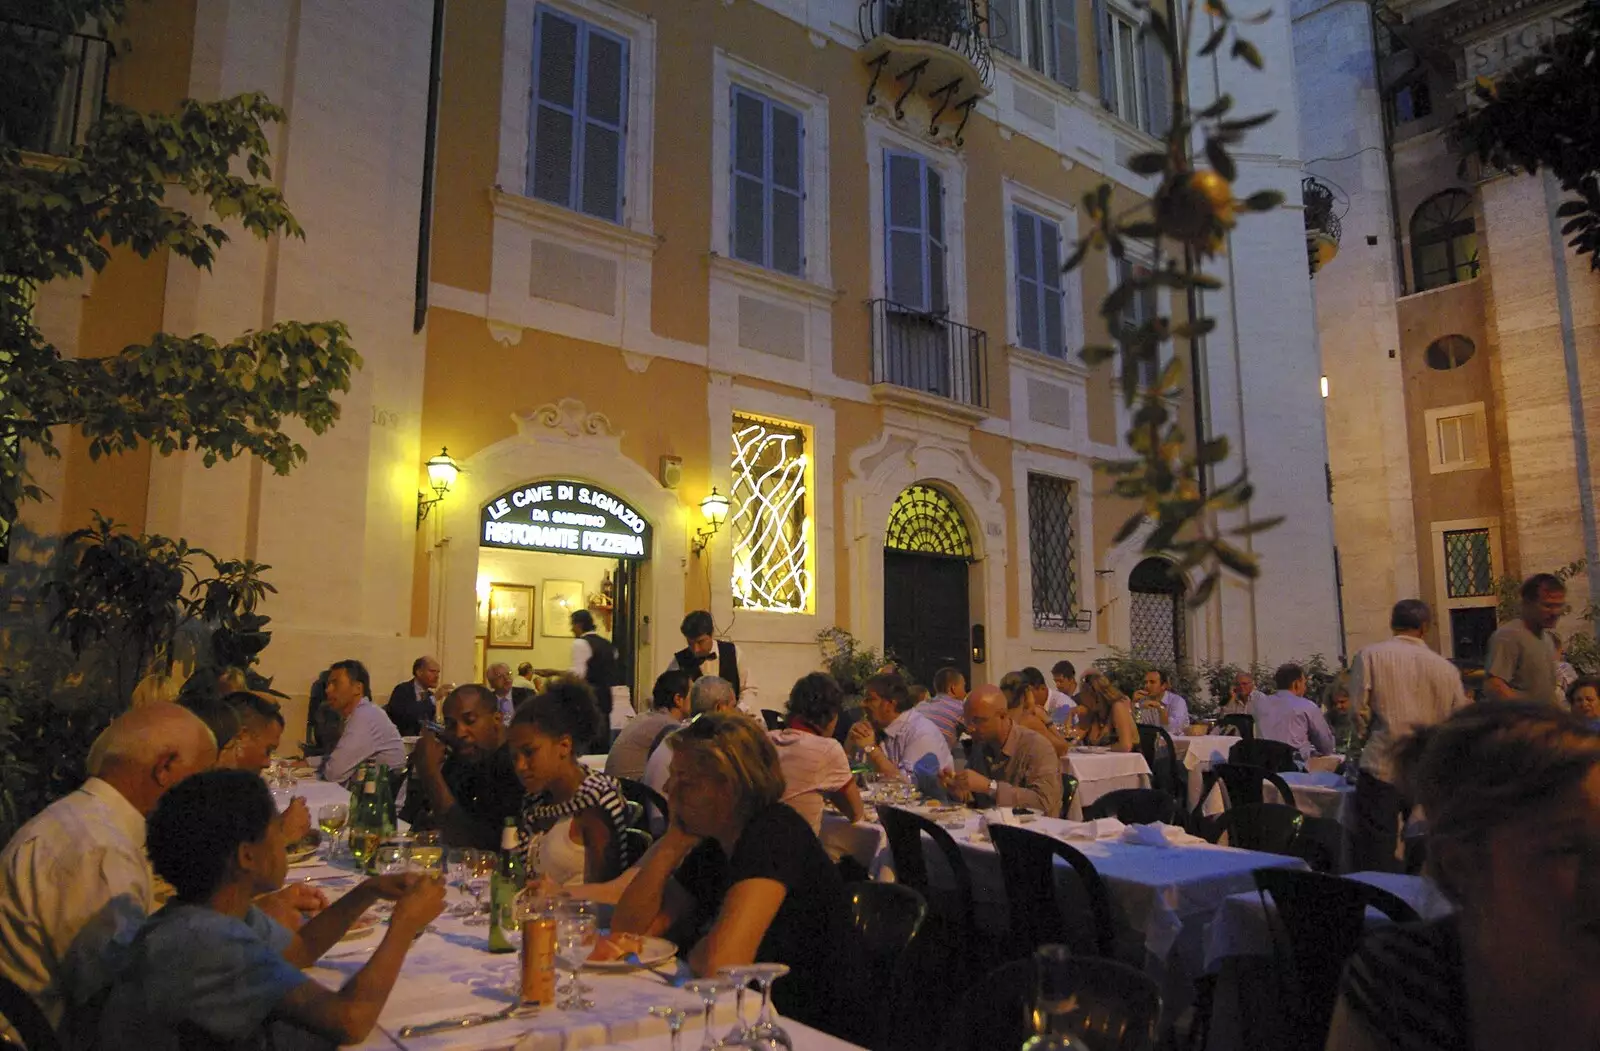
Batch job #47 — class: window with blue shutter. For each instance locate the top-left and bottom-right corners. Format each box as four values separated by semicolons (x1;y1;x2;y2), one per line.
991;0;1081;88
1013;207;1066;357
528;6;629;223
731;87;805;277
884;150;946;314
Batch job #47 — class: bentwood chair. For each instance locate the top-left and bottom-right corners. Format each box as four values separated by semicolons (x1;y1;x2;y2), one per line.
0;972;58;1051
1084;788;1178;826
1228;738;1300;774
1254;869;1420;1051
988;824;1116;958
956;954;1161;1051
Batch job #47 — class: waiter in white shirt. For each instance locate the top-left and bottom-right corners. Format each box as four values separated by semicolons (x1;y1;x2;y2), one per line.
666;610;759;716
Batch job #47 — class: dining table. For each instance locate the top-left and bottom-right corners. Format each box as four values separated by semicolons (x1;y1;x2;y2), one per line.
1063;748;1153;819
287;854;864;1051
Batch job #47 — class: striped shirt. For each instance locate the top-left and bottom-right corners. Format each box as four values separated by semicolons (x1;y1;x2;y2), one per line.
914;695;965;750
519;771;637;873
1329;919;1467;1051
1350;634;1466;784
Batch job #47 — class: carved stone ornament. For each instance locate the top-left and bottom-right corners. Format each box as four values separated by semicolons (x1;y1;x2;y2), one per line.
513;397;623;441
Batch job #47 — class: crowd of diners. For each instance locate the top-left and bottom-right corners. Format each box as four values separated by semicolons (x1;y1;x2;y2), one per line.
0;589;1597;1050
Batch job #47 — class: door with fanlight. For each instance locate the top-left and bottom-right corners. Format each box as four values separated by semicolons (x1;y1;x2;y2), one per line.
882;484;974;687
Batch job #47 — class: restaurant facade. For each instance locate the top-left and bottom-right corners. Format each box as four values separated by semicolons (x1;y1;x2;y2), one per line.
12;0;1340;725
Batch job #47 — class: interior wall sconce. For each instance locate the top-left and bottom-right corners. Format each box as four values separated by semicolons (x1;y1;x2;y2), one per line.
416;446;460;527
691;487;730;555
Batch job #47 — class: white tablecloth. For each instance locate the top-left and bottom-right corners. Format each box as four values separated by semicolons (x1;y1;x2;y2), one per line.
1270;771;1357;827
1064;751;1152;819
820;813;888;873
1173;736;1237;815
276;778;359;814
291;861;859;1050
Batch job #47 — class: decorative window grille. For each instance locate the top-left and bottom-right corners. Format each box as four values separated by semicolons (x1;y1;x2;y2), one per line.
730;415;811;612
885;484;973;558
1128;557;1184;666
528;5;629;223
1444;528;1493;598
1028;473;1079;630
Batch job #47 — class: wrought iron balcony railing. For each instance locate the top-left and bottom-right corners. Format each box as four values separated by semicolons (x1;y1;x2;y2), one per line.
1303;175;1343;276
859;0;994;81
868;299;990;410
2;21;110;155
858;0;993;144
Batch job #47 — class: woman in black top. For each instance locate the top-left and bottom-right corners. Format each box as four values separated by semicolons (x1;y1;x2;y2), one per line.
612;711;855;1035
1327;702;1600;1051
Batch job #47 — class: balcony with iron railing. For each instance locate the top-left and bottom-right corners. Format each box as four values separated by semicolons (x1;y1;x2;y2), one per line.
2;21;111;156
858;0;993;146
867;299;990;416
1303;176;1343;276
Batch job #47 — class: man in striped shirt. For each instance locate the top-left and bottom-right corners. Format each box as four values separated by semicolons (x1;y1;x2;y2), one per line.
915;667;967;752
1348;599;1467;872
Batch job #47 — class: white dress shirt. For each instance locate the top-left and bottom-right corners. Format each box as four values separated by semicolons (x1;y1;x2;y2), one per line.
570;637;593;679
1248;691;1337;761
1351;634;1466;784
0;778;152;1028
1139;691;1190;735
668;641;760;715
1045;689;1077;715
320;698;408;786
879;709;953;796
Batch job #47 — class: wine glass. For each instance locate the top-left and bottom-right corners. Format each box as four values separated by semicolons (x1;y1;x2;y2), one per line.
649;1005;691;1051
408;830;444;879
463;850;495;926
682;978;734;1051
718;965;759;1045
743;963;793;1051
554;911;598;1009
558;900;599;994
316;804;348;861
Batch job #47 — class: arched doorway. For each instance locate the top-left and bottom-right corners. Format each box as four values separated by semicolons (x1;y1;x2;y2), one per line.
1128;557;1186;668
883;483;973;687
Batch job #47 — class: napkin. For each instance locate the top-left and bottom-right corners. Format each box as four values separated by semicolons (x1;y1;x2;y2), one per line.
1058;818;1126;841
1119;822;1205;848
1287;771;1347;789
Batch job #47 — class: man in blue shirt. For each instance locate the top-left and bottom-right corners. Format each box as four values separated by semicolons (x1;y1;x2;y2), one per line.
1249;663;1337;762
318;659;407;787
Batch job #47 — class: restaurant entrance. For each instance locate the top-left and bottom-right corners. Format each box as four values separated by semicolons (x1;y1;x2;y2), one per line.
881;484;974;688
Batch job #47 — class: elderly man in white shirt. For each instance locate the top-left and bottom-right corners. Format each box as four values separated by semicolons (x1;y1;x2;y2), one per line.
847;672;953;800
1348;599;1467;872
0;703;216;1032
642;676;740;797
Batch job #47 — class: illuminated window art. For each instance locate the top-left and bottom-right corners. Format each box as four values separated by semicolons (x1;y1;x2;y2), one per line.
731;415;811;612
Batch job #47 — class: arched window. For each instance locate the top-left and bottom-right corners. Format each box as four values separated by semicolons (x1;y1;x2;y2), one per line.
1411;190;1478;292
1425;334;1476;371
1128;557;1186;667
885;484;973;557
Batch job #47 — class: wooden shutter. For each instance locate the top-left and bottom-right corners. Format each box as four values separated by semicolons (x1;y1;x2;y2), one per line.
1141;28;1170;135
1014;208;1043;351
769;102;804;276
1092;0;1113;109
885;150;928;310
1039;217;1065;355
927;164;947;315
731;87;767;266
528;8;580;206
1051;0;1081;89
580;26;627;222
990;0;1021;57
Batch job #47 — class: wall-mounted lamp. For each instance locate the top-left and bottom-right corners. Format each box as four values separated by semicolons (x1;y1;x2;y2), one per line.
416;446;460;527
1320;375;1330;399
691;487;730;555
970;623;987;665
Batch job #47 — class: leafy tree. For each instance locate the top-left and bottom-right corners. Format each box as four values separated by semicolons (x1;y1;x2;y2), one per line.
0;0;362;542
1454;0;1600;271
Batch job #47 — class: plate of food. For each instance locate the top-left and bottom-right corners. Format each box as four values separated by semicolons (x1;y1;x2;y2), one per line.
585;932;677;970
339;913;380;943
286;843;320;865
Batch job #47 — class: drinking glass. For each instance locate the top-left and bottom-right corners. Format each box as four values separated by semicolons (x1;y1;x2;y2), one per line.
446;849;480;917
408;831;444;878
317;804;349;861
744;963;793;1051
682;978;734;1051
461;850;494;926
349;827;380;869
648;1006;691;1051
554;912;598;1009
558;900;599;994
718;965;759;1045
1023;945;1093;1050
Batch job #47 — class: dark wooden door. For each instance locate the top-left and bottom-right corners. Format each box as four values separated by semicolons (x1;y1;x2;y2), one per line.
883;550;970;688
1450;607;1497;665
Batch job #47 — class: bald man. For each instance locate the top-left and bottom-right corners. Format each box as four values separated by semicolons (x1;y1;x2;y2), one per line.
0;703;217;1031
940;685;1063;817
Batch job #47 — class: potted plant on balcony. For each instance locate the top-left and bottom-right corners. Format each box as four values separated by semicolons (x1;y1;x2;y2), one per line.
884;0;972;46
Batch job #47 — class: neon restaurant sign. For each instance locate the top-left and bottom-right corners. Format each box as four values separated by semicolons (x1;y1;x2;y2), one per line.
480;481;653;560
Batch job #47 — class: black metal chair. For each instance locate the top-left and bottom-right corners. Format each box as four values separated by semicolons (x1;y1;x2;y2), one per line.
958;954;1161;1051
1061;772;1079;818
1228;738;1300;774
1212;761;1296;810
0;972;58;1051
1254;869;1421;1051
1084;788;1178;825
989;824;1116;958
1137;724;1182;802
848;881;929;1051
875;804;979;939
760;709;785;731
1217;713;1255;740
1204;802;1305;855
621;827;654;864
617;777;668;834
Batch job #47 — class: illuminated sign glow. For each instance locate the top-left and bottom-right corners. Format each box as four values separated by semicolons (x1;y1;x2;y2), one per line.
481;481;653;561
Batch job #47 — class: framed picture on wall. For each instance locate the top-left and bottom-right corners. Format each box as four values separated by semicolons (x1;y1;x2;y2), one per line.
487;583;535;648
473;635;487;684
541;580;584;638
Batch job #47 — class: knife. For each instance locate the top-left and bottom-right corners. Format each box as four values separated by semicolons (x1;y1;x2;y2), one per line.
396;1001;524;1038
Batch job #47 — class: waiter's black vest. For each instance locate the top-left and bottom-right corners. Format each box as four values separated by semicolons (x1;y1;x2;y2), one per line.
581;632;622;713
674;641;741;699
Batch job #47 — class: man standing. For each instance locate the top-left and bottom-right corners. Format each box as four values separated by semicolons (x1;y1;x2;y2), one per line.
847;673;952;799
1048;660;1078;723
385;656;441;737
320;660;408;787
569;610;624;722
915;666;967;751
1134;668;1191;735
1348;600;1466;871
402;685;525;849
486;662;536;726
941;686;1062;816
607;670;691;781
1249;664;1337;762
1484;573;1566;703
668;610;759;715
0;704;217;1030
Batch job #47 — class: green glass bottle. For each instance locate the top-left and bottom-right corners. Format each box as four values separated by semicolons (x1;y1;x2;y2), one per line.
488;818;526;953
349;764;383;869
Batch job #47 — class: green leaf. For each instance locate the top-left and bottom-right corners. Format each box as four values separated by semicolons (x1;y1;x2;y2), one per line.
1199;24;1229;57
1242;190;1285;211
1195;94;1234;120
1127;152;1168;175
1217;111;1276;133
1231;38;1264;70
1112;513;1145;545
1205;139;1237;181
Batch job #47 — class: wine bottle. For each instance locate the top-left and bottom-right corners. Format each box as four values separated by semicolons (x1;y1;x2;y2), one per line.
349;764;383;869
488;818;526;953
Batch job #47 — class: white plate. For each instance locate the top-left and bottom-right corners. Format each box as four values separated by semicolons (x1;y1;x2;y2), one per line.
1075;745;1110;754
585;935;676;970
286;845;319;865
